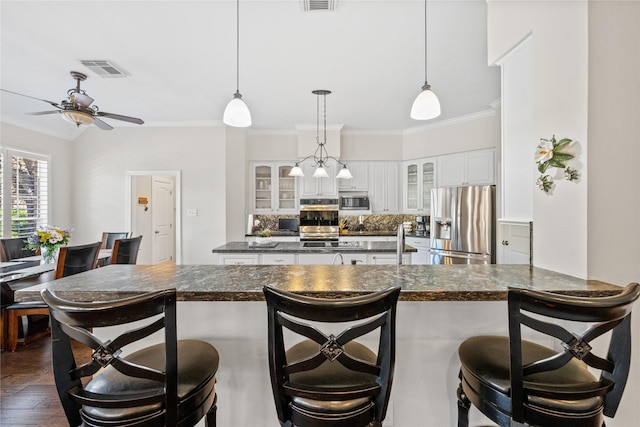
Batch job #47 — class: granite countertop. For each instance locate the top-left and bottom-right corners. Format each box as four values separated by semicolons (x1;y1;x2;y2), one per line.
213;241;417;253
15;264;623;303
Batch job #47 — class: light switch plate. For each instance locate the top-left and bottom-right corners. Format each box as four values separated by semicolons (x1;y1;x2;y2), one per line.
187;209;198;217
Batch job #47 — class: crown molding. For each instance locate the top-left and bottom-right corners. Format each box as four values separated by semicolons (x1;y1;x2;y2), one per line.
402;108;497;136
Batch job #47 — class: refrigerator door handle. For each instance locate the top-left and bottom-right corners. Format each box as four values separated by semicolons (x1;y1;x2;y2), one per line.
429;249;490;261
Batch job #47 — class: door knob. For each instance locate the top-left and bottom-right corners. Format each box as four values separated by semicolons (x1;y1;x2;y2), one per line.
502;240;509;245
155;230;160;234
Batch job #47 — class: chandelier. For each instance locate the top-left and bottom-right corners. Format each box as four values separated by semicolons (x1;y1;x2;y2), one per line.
289;90;352;179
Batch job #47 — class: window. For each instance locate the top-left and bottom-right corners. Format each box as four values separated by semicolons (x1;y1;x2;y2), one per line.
0;149;50;238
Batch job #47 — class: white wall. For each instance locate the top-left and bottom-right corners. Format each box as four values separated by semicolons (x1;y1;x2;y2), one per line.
0;123;74;237
402;112;500;160
487;1;589;279
71;125;227;264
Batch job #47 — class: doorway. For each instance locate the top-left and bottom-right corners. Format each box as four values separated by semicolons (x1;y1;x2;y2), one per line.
126;171;182;264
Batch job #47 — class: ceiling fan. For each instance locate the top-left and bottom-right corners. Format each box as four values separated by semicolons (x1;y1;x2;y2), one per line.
1;71;144;130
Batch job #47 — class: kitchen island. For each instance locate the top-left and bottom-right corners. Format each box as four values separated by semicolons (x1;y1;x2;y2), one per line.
15;265;634;427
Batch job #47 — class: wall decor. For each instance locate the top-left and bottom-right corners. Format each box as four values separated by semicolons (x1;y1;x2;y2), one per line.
534;135;580;194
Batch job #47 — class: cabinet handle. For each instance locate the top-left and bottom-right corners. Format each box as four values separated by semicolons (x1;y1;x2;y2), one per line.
502;240;509;246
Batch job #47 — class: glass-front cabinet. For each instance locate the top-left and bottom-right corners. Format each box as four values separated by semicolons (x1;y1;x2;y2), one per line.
403;158;436;214
251;162;297;213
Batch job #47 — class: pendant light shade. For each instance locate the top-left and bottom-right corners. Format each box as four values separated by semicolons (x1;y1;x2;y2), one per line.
411;83;441;120
223;91;251;127
289;163;304;177
336;164;353;179
223;0;251;127
312;165;329;178
411;0;440;121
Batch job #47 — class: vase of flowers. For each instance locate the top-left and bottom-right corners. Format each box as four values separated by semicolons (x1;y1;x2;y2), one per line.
27;225;71;264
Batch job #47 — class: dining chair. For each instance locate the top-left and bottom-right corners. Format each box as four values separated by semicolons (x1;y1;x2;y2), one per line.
110;235;143;265
263;286;401;427
5;241;102;352
42;288;219;427
456;283;640;427
99;232;131;265
0;237;38;261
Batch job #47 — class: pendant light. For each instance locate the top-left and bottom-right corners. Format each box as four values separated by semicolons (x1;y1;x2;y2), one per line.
223;0;251;127
288;90;352;179
411;0;441;120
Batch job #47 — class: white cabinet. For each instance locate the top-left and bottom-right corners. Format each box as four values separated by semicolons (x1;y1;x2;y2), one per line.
298;159;338;197
497;221;531;264
403;158;436;214
251;163;297;213
405;236;431;265
261;254;296;265
338;162;369;191
370;162;400;213
438;149;495;187
368;253;410;265
298;253;342;265
218;254;259;265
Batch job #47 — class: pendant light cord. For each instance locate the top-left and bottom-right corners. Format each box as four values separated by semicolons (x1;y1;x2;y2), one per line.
236;0;240;93
423;0;428;84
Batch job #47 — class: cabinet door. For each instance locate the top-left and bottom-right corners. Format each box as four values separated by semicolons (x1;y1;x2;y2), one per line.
466;150;495;185
277;165;297;211
372;162;399;213
298;254;340;265
368;254;409;265
338;162;369;191
384;162;400;213
438;153;466;187
497;222;531;264
421;159;436;213
253;164;273;211
404;162;419;210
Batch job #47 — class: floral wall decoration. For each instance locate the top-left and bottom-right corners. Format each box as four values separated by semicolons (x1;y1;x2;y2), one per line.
534;135;580;194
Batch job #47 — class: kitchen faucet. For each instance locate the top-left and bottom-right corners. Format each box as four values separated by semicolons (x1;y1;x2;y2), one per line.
332;253;344;265
397;224;405;265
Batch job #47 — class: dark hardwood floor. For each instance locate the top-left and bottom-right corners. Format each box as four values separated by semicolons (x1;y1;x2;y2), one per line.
1;335;89;426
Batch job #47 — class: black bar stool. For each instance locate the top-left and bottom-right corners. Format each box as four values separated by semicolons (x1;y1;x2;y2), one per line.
456;283;640;427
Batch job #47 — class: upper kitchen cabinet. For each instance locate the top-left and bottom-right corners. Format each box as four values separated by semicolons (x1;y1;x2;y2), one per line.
437;149;495;187
298;159;338;198
403;158;436;214
338;162;369;191
371;162;400;213
251;162;297;213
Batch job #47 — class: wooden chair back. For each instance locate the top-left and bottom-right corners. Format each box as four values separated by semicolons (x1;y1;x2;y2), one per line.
110;235;143;265
54;242;101;279
0;237;37;261
263;286;400;426
100;232;131;249
507;283;640;424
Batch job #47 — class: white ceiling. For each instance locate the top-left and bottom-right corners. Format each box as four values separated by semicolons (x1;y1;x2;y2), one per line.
0;0;501;141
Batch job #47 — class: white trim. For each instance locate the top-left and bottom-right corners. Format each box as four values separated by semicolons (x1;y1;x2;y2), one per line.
402;108;497;136
125;170;182;264
493;32;533;66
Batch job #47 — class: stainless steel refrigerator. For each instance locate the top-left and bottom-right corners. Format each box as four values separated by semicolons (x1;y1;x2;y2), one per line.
430;185;495;264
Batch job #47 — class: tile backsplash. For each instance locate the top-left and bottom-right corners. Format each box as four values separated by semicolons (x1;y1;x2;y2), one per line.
250;214;421;234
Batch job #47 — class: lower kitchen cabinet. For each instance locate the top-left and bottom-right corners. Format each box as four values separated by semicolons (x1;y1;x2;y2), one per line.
369;253;411;264
217;254;260;265
405;236;431;265
261;254;296;265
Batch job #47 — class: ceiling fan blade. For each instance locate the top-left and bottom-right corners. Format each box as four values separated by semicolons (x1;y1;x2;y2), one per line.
1;88;62;109
26;110;61;116
97;111;144;125
93;118;114;130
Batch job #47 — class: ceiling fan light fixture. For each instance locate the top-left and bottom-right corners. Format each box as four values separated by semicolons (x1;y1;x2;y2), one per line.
223;91;252;127
60;110;94;127
410;83;441;120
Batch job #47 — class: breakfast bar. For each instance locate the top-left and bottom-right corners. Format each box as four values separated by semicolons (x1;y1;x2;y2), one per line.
14;265;630;426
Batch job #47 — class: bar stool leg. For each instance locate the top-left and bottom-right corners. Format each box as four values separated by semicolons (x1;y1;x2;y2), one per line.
457;380;471;427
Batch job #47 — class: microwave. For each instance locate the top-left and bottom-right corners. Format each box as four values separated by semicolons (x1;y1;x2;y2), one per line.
339;195;370;210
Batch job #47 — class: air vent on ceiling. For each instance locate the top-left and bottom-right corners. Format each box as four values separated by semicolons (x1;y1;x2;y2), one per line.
80;60;129;78
302;0;336;11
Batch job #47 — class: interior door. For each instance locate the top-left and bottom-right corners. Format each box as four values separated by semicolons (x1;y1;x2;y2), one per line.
152;177;174;263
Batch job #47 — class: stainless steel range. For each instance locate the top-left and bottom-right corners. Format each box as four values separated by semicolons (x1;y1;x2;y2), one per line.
299;198;339;241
